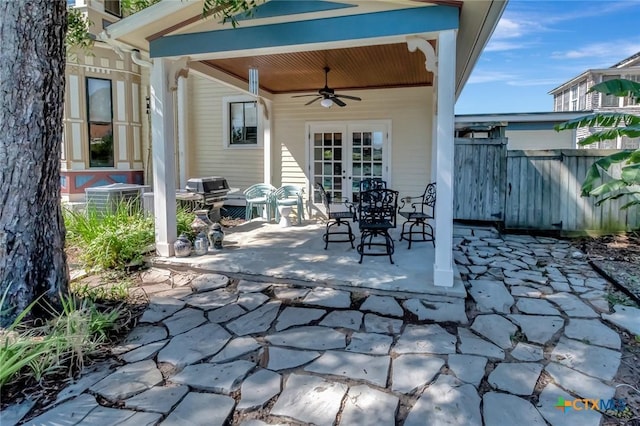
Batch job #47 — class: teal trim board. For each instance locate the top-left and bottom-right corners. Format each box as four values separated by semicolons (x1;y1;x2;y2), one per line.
233;1;356;22
151;6;459;58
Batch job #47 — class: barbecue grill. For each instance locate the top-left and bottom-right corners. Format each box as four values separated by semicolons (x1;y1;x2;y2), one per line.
180;176;231;221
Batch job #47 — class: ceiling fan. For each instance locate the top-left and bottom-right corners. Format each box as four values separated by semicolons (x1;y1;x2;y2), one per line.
292;67;362;107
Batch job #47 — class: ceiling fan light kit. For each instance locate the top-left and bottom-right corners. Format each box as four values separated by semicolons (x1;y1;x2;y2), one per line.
292;67;362;108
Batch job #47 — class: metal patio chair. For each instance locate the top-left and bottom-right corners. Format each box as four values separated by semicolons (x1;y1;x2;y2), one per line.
316;183;357;249
357;188;398;264
398;182;436;249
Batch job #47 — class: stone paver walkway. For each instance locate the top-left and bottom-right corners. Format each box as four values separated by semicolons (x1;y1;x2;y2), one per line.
4;227;638;425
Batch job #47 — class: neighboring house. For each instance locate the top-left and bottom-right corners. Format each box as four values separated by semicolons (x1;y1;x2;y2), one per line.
63;0;146;202
98;0;506;289
455;112;588;150
549;51;640;149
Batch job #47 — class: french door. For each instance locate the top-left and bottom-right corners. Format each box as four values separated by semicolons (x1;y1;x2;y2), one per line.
309;121;390;208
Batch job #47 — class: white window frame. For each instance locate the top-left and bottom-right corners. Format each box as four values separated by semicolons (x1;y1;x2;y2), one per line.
570;85;578;111
222;95;262;150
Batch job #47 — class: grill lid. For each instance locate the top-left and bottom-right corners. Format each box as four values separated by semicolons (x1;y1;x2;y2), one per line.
186;176;229;194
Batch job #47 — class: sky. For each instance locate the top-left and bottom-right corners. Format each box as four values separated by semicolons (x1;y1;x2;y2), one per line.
455;0;640;115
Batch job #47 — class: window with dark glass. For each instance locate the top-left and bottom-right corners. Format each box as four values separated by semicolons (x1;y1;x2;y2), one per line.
229;101;258;145
104;0;121;17
86;77;114;167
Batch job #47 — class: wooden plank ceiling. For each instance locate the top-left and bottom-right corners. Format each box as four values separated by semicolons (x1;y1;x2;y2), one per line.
202;42;435;94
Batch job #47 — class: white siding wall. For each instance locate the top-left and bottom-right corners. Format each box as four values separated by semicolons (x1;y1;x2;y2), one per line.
272;86;434;200
505;129;575;150
187;74;263;193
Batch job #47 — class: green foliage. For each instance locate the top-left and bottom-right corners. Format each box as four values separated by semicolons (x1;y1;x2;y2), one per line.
64;202;197;270
71;278;131;303
120;0;162;15
556;78;640;210
0;288;121;387
64;201;155;270
177;208;197;241
203;0;264;27
66;7;94;55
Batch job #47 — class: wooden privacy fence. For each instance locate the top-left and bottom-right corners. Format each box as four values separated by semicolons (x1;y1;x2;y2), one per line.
454;138;640;234
454;138;507;222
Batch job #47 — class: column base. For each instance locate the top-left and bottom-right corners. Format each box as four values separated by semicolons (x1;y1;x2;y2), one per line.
156;242;175;257
433;265;454;287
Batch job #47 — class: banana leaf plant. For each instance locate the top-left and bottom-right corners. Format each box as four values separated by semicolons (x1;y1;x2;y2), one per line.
555;78;640;209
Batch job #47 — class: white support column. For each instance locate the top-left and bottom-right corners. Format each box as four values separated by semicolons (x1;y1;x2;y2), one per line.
177;76;189;189
433;29;457;287
150;58;178;257
259;97;272;184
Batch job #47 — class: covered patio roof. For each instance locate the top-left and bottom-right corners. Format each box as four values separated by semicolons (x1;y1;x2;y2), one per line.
101;0;506;97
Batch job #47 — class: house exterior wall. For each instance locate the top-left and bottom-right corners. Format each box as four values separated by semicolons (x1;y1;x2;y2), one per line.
272;86;434;202
62;43;144;202
550;56;640;150
184;78;433;206
187;74;264;201
504;129;575;150
62;0;146;202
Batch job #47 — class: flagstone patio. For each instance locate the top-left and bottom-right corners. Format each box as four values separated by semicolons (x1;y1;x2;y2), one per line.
3;225;639;425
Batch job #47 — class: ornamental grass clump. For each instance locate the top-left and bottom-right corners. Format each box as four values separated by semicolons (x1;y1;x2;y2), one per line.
65;202;196;271
64;200;155;270
0;286;122;388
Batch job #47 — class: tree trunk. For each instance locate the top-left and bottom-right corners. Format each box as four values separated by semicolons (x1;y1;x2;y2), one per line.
0;0;68;326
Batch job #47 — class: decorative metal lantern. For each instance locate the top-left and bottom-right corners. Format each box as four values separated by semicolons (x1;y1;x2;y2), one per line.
193;231;209;255
174;234;192;257
209;223;224;250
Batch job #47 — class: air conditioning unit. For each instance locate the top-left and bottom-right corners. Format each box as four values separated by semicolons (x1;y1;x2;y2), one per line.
85;183;149;216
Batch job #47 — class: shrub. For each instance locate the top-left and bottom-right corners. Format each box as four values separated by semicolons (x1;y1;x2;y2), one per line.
64;201;197;270
65;201;154;270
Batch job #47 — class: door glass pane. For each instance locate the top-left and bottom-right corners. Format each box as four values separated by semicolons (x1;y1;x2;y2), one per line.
350;129;385;202
363;132;372;146
363;148;372;161
353;132;361;146
373;148;383;161
313;131;344;203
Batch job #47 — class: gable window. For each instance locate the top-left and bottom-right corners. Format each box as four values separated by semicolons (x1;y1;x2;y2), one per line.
86;77;114;167
229;101;258;145
104;0;121;17
570;85;578;111
562;90;570;111
578;81;587;110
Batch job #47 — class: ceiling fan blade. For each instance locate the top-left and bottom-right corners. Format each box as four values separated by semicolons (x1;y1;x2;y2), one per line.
305;97;323;106
292;94;321;98
334;94;361;101
331;97;347;107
